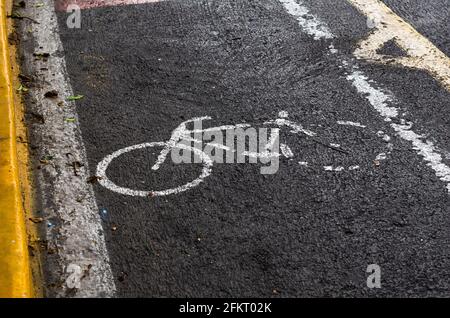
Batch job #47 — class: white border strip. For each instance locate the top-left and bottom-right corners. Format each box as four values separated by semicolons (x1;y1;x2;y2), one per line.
24;0;116;296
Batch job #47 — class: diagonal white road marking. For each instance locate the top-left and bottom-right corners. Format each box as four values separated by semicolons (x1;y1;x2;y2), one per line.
278;0;450;193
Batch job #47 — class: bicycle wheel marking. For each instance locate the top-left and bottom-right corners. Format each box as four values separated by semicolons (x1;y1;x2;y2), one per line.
96;114;394;197
96;142;213;197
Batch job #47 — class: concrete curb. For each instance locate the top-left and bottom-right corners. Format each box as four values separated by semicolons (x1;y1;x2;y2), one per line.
0;0;33;298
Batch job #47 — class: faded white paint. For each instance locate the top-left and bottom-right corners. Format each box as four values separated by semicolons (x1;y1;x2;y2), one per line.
278;0;334;40
264;115;317;137
377;131;391;143
280;143;294;158
346;70;398;120
392;124;450;192
337;121;367;128
346;69;450;189
324;166;345;172
152;116;213;171
375;153;387;161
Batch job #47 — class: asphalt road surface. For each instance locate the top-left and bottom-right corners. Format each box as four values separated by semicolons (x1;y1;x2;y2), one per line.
17;0;450;297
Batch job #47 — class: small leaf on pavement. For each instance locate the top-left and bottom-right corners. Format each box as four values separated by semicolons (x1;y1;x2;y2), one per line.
66;95;84;101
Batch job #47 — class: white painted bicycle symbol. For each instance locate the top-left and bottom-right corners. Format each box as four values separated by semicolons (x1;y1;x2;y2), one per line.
96;111;391;197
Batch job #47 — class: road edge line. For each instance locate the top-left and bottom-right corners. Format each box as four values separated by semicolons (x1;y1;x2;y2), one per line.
19;0;116;297
0;0;33;298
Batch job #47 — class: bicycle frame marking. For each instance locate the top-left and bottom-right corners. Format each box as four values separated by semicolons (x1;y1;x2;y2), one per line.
95;111;389;198
96;111;306;197
151;116;252;171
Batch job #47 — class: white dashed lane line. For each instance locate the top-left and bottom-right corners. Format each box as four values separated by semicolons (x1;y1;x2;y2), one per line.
278;0;450;193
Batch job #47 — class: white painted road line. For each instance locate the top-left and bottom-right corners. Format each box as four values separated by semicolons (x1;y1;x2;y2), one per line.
25;0;116;296
278;0;450;193
348;0;450;91
278;0;334;40
337;121;367;128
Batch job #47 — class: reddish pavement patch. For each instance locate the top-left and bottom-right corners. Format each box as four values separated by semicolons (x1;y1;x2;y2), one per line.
55;0;161;11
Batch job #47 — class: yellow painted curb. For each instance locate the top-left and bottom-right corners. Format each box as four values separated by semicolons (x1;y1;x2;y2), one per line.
0;0;33;297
